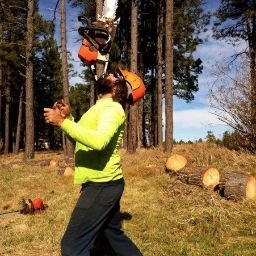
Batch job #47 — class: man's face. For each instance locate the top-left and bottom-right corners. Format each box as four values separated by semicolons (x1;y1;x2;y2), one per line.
106;73;118;83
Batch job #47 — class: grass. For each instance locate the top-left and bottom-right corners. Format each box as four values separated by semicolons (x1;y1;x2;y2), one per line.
1;143;256;255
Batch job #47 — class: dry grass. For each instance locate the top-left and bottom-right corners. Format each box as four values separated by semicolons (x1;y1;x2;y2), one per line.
1;143;256;255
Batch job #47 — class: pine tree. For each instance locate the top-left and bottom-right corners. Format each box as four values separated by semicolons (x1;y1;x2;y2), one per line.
213;0;256;152
164;0;174;154
23;0;36;160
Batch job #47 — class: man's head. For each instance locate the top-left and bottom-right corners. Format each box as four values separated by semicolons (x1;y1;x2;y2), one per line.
95;68;145;105
95;75;128;106
115;67;146;105
96;75;115;96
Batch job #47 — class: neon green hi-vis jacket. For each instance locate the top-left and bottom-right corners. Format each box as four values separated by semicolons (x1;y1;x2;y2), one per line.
60;98;125;184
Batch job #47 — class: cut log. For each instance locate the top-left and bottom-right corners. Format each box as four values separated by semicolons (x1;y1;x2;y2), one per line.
57;158;75;168
175;166;219;189
166;154;188;172
219;171;256;201
49;159;58;167
63;167;74;177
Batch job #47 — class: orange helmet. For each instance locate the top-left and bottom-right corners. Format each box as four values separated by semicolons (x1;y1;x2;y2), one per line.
116;67;146;105
78;39;98;64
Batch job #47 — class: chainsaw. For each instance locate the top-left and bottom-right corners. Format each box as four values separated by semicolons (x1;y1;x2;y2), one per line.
0;198;48;219
77;0;119;80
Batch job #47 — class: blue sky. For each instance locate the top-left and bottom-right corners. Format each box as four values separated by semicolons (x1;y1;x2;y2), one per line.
38;0;243;142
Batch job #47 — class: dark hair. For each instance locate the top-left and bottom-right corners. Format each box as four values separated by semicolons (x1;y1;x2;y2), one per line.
95;77;113;95
95;77;128;108
112;80;128;108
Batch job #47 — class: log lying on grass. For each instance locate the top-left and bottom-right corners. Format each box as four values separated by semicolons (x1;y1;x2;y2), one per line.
166;154;188;172
63;167;74;177
53;157;74;168
49;158;75;176
166;154;219;189
58;166;74;176
175;166;220;189
219;171;256;201
49;159;58;167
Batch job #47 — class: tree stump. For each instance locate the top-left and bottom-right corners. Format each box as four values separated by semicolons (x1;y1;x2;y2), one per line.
219;171;256;201
175;166;219;189
166;154;188;172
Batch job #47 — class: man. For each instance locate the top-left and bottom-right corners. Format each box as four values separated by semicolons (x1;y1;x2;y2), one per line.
44;70;144;256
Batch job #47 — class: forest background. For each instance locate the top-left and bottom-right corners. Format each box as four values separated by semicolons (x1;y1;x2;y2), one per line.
0;0;256;159
39;0;234;143
1;1;256;255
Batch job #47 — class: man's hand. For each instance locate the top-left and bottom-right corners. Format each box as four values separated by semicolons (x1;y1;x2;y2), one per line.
52;99;71;118
44;107;65;127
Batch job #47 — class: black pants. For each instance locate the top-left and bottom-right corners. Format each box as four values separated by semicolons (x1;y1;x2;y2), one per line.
61;178;143;256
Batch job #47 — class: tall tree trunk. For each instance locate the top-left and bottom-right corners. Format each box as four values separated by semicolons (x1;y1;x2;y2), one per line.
137;81;144;149
24;0;35;160
89;78;95;107
247;15;256;147
127;0;138;154
137;28;144;149
96;0;103;18
122;105;129;149
140;55;147;147
60;0;74;158
157;0;164;148
95;0;104;82
89;0;104;107
14;85;24;154
152;68;157;146
164;0;174;154
0;22;2;144
4;70;10;154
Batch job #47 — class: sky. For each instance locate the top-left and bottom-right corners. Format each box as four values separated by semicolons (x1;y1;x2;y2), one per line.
38;0;244;142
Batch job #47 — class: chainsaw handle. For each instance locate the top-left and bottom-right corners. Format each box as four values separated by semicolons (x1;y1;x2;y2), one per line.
79;26;111;45
79;28;100;50
78;27;112;54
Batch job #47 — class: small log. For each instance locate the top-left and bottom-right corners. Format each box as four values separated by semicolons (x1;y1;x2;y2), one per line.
166;154;188;172
63;167;74;177
175;166;219;189
49;159;58;167
57;157;75;168
219;171;256;201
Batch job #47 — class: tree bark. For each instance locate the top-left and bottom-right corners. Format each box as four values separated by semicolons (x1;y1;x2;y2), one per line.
96;0;103;18
0;22;2;145
60;0;74;158
219;171;256;201
122;105;129;149
164;0;174;154
175;166;220;189
95;0;104;81
14;86;24;154
247;15;256;151
157;0;164;147
4;69;10;154
89;78;95;107
24;0;35;160
137;97;144;149
127;0;138;154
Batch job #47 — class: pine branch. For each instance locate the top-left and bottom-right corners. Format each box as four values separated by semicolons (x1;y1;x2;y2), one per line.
52;0;60;23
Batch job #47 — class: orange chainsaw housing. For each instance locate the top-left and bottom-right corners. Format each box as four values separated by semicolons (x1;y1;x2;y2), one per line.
78;39;98;64
32;198;44;209
27;198;48;214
